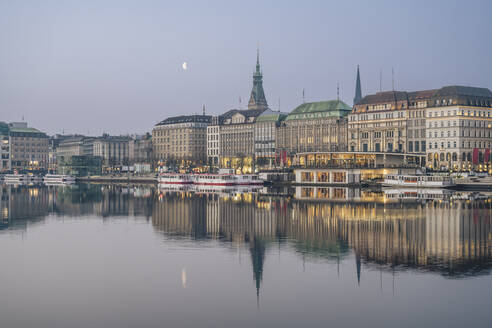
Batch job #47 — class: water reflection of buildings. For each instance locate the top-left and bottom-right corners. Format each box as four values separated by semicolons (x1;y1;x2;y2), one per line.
1;183;491;290
152;187;492;285
0;184;154;232
0;184;50;231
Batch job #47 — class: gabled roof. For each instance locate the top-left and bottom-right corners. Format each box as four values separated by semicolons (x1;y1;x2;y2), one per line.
286;100;351;121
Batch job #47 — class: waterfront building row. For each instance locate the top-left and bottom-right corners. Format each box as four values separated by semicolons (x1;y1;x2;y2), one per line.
152;56;492;172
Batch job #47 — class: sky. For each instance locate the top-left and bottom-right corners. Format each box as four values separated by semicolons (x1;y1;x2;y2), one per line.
1;0;491;135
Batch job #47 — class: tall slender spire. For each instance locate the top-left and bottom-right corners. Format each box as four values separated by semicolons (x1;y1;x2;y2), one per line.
248;46;268;110
354;65;362;105
256;44;260;73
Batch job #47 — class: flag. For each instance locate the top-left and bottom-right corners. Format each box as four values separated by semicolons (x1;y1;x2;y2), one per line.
472;148;479;165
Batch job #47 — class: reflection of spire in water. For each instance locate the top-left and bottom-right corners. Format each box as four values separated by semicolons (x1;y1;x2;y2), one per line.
356;252;361;286
250;237;266;310
337;249;340;278
392;267;395;297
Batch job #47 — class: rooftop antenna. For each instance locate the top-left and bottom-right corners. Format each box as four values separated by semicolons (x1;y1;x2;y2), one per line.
302;88;306;103
337;83;340;101
278;98;281;112
379;68;382;92
202;104;206;116
239;96;242;109
392;67;395;91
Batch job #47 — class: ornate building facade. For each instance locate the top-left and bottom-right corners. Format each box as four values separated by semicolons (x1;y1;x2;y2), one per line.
152;114;211;165
425;86;492;171
277;100;352;158
348;85;492;171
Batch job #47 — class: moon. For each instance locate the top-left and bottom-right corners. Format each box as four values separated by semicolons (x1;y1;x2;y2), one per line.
182;62;188;70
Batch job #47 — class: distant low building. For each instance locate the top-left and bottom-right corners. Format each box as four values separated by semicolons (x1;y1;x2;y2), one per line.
129;133;152;164
57;155;102;176
8;122;49;172
93;134;131;169
0;122;10;172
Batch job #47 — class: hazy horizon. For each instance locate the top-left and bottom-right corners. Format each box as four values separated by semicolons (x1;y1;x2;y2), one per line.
1;0;491;136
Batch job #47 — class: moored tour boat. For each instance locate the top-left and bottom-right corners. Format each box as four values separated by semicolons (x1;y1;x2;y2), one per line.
383;174;455;188
4;174;28;183
158;173;193;184
43;174;76;184
193;173;237;186
193;169;264;186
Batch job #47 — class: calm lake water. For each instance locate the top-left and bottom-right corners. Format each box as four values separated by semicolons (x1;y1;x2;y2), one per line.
1;183;491;328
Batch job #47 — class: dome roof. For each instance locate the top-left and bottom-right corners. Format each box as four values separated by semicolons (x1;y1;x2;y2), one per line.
286;100;351;121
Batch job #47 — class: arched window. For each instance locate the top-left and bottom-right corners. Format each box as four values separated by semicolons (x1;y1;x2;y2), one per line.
452;153;457;161
440;153;445;161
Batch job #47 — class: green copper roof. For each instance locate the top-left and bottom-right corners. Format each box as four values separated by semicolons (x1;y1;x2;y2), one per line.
286;100;352;121
9;126;45;134
256;109;288;123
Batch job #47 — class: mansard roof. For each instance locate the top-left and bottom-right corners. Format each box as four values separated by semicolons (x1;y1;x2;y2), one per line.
357;91;409;105
357;85;492;107
433;86;492;98
156;114;212;126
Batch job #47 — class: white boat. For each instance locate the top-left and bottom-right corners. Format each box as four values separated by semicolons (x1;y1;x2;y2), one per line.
383;174;455;188
4;174;28;183
158;173;193;185
43;174;76;184
193;173;237;186
194;169;263;186
234;174;263;186
383;188;453;200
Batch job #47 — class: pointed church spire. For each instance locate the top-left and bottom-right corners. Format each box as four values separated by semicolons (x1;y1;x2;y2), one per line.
248;46;268;110
256;44;260;73
354;65;362;105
